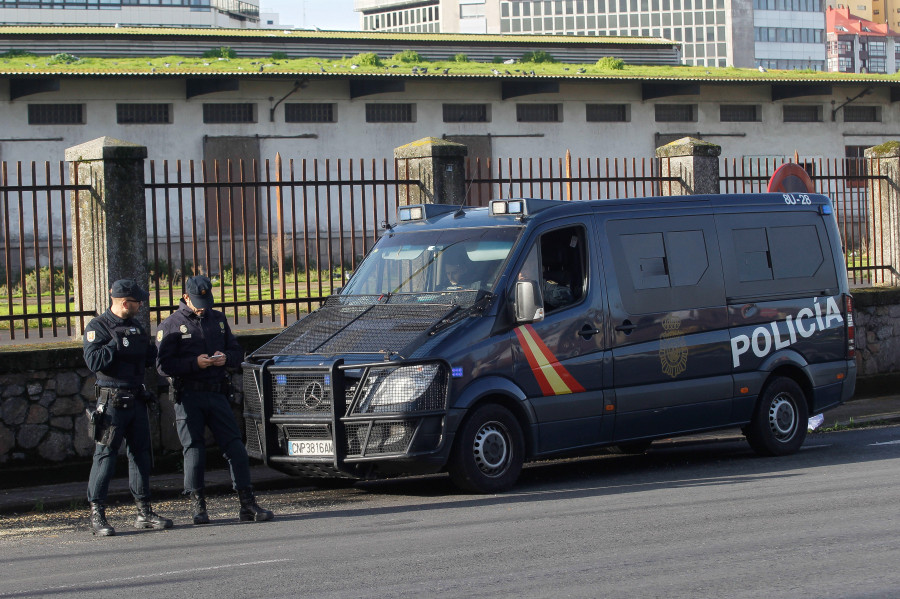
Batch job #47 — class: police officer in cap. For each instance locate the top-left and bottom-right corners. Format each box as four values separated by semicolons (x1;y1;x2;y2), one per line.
84;279;173;536
156;275;273;524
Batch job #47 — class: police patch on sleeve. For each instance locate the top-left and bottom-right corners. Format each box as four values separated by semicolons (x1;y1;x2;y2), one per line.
220;322;225;331
156;330;163;342
86;330;96;342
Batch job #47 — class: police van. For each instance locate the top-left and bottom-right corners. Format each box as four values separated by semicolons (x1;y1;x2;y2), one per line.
242;193;856;493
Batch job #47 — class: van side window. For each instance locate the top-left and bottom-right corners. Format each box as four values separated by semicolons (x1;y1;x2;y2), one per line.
608;216;725;314
719;214;836;299
517;225;587;313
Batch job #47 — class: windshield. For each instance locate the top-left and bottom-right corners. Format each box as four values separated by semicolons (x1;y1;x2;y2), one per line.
342;226;521;296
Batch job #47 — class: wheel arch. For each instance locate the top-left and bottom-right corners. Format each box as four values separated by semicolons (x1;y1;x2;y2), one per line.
759;350;814;412
452;376;537;458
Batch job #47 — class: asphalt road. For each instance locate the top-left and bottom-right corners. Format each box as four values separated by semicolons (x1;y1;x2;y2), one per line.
2;425;899;599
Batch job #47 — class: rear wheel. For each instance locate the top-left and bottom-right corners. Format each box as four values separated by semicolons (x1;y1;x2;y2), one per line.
448;404;524;493
745;377;808;456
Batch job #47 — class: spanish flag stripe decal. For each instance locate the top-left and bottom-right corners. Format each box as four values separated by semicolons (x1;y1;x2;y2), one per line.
516;325;586;395
514;326;555;396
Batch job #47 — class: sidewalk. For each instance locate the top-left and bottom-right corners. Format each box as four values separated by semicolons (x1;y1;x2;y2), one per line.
2;394;900;515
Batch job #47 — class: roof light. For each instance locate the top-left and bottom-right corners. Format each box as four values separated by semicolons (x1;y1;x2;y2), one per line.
399;206;425;221
490;200;524;215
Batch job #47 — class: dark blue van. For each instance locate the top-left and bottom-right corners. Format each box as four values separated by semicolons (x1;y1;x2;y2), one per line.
242;193;857;492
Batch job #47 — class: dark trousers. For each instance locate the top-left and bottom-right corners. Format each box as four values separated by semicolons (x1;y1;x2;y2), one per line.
175;389;251;493
86;402;152;504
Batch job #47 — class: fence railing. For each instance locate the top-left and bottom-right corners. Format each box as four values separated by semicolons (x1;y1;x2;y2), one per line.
0;153;890;342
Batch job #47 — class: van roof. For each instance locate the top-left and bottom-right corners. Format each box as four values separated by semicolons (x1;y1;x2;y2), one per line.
395;193;833;231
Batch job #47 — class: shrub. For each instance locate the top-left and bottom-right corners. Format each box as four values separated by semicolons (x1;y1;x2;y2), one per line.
352;52;382;67
521;50;556;63
596;56;625;70
492;56;506;64
202;46;237;59
453;53;469;63
1;49;36;58
392;49;422;63
270;51;288;60
47;53;80;65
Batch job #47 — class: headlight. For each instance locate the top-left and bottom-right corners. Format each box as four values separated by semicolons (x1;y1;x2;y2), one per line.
362;364;442;413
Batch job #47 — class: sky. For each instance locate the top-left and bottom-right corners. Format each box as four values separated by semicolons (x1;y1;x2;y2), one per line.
260;0;361;30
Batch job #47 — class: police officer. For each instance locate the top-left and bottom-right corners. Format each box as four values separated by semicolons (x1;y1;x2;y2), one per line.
156;275;273;525
84;279;173;536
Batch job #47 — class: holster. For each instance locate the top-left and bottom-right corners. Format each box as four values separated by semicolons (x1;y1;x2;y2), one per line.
87;385;111;444
168;377;183;405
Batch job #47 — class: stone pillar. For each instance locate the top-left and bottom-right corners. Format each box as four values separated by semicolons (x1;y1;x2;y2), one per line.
394;137;467;205
66;137;149;334
865;142;900;286
655;137;721;196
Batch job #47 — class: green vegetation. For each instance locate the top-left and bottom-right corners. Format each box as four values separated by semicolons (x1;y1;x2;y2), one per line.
392;49;422;63
352;52;382;67
270;51;288;60
453;53;469;63
47;53;80;65
0;49;36;58
1;51;899;82
596;56;625;70
202;46;237;59
521;50;556;63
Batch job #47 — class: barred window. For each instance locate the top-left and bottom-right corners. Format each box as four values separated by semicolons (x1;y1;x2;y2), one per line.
586;103;629;122
443;103;489;122
516;103;562;122
366;103;415;123
783;105;822;122
28;104;84;125
720;104;761;122
116;103;171;124
285;103;336;123
654;104;697;122
203;103;256;124
843;105;879;122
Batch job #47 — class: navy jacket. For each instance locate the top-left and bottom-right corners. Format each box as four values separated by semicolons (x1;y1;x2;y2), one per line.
156;300;244;383
83;309;156;388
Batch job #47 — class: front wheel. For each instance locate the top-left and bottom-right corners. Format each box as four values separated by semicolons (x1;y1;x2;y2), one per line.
448;404;524;493
745;377;808;456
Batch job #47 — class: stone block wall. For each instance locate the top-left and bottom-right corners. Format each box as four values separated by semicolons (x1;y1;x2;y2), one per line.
0;332;272;466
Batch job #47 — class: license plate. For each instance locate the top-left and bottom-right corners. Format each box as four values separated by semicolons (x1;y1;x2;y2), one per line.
288;439;333;456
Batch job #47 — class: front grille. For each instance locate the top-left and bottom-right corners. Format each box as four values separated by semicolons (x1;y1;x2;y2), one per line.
271;371;333;415
282;424;331;439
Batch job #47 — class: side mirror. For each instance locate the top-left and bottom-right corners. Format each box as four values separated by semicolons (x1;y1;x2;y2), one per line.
515;280;545;323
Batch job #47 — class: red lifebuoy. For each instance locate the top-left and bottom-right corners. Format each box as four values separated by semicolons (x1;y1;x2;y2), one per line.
767;163;814;193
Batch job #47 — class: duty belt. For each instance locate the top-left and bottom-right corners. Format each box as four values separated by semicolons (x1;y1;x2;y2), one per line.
181;380;227;394
97;386;142;409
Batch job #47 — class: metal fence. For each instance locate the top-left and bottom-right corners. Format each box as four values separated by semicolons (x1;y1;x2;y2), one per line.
0;153;890;342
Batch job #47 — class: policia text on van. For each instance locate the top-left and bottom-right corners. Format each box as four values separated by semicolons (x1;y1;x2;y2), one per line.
242;193;856;493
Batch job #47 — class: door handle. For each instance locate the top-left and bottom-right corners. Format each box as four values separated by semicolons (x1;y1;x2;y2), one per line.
615;320;637;333
579;325;601;339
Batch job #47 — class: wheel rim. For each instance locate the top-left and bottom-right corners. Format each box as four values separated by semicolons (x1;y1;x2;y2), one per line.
768;393;798;442
472;421;511;477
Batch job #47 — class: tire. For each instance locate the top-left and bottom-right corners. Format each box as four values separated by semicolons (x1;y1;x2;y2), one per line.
448;404;524;493
745;377;809;456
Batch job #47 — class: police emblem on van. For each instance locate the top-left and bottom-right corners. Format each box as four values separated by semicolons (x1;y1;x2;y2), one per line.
659;314;688;378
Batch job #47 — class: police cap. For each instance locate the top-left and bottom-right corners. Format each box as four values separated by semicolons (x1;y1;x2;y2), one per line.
109;279;149;301
185;275;214;309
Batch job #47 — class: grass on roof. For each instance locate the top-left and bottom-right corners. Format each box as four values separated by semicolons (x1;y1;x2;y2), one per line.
1;51;898;81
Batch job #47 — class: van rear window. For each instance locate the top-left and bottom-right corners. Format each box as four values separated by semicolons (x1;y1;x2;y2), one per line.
719;213;837;300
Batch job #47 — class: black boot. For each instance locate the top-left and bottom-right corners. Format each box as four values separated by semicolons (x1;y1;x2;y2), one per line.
134;500;173;530
90;502;115;536
191;490;210;525
237;488;274;522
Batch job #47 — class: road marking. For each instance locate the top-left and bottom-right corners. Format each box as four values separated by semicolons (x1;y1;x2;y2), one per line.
3;559;291;596
869;440;900;446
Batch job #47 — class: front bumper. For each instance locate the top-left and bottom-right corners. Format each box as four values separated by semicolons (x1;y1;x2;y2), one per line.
242;358;451;478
